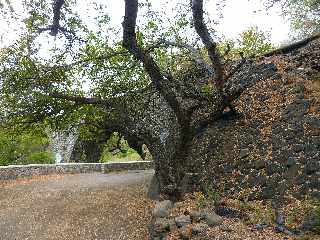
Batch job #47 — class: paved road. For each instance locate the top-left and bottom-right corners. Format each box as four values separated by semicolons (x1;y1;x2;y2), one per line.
0;170;154;240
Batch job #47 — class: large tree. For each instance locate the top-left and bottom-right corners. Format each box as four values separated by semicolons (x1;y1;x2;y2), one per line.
0;0;318;199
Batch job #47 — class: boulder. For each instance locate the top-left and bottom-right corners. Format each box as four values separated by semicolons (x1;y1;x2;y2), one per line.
203;211;223;227
190;210;205;222
239;149;250;158
254;160;266;170
175;215;191;228
192;223;209;235
153;200;173;218
179;225;192;240
153;218;171;233
147;175;160;200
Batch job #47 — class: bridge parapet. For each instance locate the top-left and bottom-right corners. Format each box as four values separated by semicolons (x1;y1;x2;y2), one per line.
0;161;154;181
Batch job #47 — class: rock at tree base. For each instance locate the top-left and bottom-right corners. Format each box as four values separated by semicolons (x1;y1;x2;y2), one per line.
153;200;173;218
192;223;209;234
175;215;192;228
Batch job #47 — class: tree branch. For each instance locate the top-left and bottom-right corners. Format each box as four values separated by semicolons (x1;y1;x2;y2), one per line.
263;32;320;57
37;0;65;36
224;56;246;82
148;40;214;75
50;0;64;36
191;0;225;90
49;92;111;106
47;50;129;70
122;0;182;118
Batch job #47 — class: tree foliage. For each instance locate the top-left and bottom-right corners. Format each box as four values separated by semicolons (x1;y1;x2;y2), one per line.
237;26;274;57
219;26;274;59
0;125;54;166
267;0;320;38
0;0;274;129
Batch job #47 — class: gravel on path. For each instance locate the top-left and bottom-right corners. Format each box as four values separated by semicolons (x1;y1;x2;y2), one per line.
0;170;154;240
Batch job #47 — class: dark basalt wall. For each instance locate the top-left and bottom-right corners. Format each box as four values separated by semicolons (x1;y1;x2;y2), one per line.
190;39;320;200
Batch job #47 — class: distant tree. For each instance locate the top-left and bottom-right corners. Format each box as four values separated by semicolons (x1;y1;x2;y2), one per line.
237;26;274;57
219;26;274;59
267;0;320;38
0;125;54;166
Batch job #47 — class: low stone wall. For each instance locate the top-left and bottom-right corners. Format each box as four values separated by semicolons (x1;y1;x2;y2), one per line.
0;161;154;181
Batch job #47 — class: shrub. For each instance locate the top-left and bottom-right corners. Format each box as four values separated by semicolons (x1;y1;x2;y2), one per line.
0;126;53;166
25;151;55;165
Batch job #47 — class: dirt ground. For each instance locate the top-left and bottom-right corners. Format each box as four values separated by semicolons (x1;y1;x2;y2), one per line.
0;170;154;240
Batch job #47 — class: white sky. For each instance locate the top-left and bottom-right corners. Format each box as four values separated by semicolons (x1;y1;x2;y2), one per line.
101;0;291;44
216;0;290;43
0;0;290;48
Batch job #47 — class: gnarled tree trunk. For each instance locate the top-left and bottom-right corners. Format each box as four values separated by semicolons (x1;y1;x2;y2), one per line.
106;59;278;198
45;0;319;199
118;0;280;198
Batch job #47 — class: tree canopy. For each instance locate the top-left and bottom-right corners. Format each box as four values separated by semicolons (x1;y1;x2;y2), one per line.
267;0;320;38
0;1;277;127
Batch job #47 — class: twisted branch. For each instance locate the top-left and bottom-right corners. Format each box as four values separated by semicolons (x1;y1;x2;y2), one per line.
122;0;183;119
148;40;214;75
49;92;112;106
191;0;225;90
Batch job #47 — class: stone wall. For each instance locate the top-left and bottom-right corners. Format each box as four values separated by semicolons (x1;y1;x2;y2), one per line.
190;40;320;201
0;161;154;181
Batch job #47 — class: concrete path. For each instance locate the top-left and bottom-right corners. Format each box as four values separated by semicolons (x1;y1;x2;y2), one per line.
0;170;154;240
